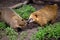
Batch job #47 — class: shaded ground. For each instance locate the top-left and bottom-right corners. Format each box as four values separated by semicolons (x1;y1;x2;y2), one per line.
0;0;60;40
0;0;27;7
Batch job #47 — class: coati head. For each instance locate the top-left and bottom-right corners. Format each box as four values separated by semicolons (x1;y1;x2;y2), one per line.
11;16;27;30
16;18;27;31
27;12;40;24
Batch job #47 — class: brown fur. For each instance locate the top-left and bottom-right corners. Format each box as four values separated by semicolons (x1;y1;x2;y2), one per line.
0;7;26;29
29;4;58;26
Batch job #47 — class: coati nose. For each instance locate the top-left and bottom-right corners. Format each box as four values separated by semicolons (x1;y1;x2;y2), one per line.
27;18;34;23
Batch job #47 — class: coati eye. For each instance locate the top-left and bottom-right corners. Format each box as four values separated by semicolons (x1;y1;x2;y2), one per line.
35;15;37;17
22;19;24;21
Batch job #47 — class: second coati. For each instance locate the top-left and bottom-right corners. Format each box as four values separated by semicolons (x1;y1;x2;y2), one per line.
0;7;27;30
28;4;58;26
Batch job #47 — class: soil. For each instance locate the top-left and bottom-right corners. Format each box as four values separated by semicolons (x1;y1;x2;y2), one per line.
0;0;60;40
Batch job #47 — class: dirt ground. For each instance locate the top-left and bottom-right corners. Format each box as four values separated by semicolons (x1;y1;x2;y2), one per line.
0;0;60;40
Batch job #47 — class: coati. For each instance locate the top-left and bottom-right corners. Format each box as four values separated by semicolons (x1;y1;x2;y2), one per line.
28;4;58;26
0;7;27;30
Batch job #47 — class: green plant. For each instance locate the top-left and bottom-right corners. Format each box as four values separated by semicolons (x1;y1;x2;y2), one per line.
0;22;18;40
0;22;6;30
5;27;18;40
0;21;10;39
0;17;18;40
30;22;60;40
14;5;36;19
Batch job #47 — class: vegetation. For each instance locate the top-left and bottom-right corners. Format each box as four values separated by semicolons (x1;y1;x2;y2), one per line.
30;22;60;40
0;22;6;30
0;22;6;39
0;22;18;40
14;5;36;19
5;27;18;40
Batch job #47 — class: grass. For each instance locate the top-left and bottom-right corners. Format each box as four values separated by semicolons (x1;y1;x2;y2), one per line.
14;5;36;19
30;22;60;40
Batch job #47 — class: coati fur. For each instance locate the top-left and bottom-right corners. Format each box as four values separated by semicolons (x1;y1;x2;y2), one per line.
0;7;26;29
28;4;58;26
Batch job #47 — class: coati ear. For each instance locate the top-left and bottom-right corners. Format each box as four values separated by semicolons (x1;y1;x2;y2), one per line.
53;4;58;9
54;4;58;6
